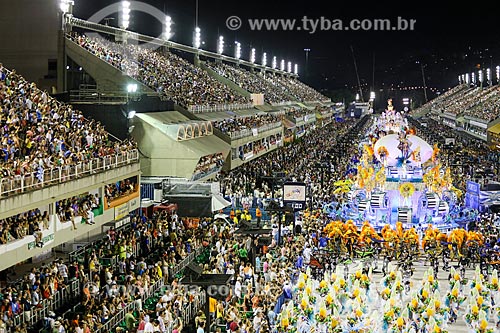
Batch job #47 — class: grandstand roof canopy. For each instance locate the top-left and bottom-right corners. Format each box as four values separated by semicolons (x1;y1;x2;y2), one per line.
136;112;215;143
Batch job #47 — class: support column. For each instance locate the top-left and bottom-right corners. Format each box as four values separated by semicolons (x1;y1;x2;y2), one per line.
57;30;66;93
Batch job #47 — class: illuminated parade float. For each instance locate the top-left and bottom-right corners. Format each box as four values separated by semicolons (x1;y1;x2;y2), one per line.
328;100;464;229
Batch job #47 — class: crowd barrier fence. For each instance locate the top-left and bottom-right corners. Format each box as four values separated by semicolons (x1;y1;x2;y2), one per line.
10;279;81;328
0;149;139;197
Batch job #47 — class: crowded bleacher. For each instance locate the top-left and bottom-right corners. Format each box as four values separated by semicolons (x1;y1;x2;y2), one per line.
0;209;219;333
0;63;138;197
68;34;250;109
204;62;293;104
220;118;360;208
283;107;314;121
413;83;500;122
409;117;499;190
212;114;282;136
0;209;49;246
264;72;329;103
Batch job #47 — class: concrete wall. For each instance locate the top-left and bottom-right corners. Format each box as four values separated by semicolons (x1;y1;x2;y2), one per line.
134;117;230;178
0;0;59;90
134;120;202;178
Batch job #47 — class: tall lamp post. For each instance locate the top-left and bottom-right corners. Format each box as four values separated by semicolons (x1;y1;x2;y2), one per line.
304;48;310;79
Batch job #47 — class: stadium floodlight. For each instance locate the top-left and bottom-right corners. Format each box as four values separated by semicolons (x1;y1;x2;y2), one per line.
127;83;137;93
262;52;267;67
355;93;360;101
403;98;410;105
478;70;484;83
458;75;461;84
60;0;73;13
193;27;201;49
250;48;256;63
235;41;241;59
465;73;470;84
471;72;476;84
496;66;500;83
121;1;130;30
369;91;375;101
287;61;292;73
127;111;136;119
272;56;277;69
218;36;224;54
164;15;172;41
294;63;298;75
280;59;285;71
487;68;491;84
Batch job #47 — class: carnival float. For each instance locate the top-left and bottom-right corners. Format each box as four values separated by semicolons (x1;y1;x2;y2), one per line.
328;99;463;229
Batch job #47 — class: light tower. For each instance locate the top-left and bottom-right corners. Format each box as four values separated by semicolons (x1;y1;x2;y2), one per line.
164;15;172;41
250;48;256;64
235;41;241;60
193;27;201;49
218;36;224;55
120;1;130;29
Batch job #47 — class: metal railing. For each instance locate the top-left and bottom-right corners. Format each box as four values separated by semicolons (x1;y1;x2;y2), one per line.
0;149;139;197
11;279;80;328
188;103;254;113
95;278;165;333
176;290;206;332
94;278;206;333
69;89;128;104
229;121;283;140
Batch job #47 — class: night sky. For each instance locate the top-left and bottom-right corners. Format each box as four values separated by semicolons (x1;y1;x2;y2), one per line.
74;0;500;100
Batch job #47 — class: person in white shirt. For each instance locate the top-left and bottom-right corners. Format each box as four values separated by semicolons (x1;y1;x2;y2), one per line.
28;268;36;285
157;313;166;333
253;311;263;333
226;264;235;276
234;277;242;299
144;319;154;333
303;243;312;265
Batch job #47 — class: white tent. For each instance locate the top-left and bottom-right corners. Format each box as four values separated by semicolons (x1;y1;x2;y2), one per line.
211;194;231;212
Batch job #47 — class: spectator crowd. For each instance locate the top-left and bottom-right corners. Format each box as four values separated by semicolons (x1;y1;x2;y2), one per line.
205;62;292;104
192;153;225;181
212;114;282;136
264;72;328;103
68;34;249;109
68;34;328;109
414;83;500;122
0;63;137;196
